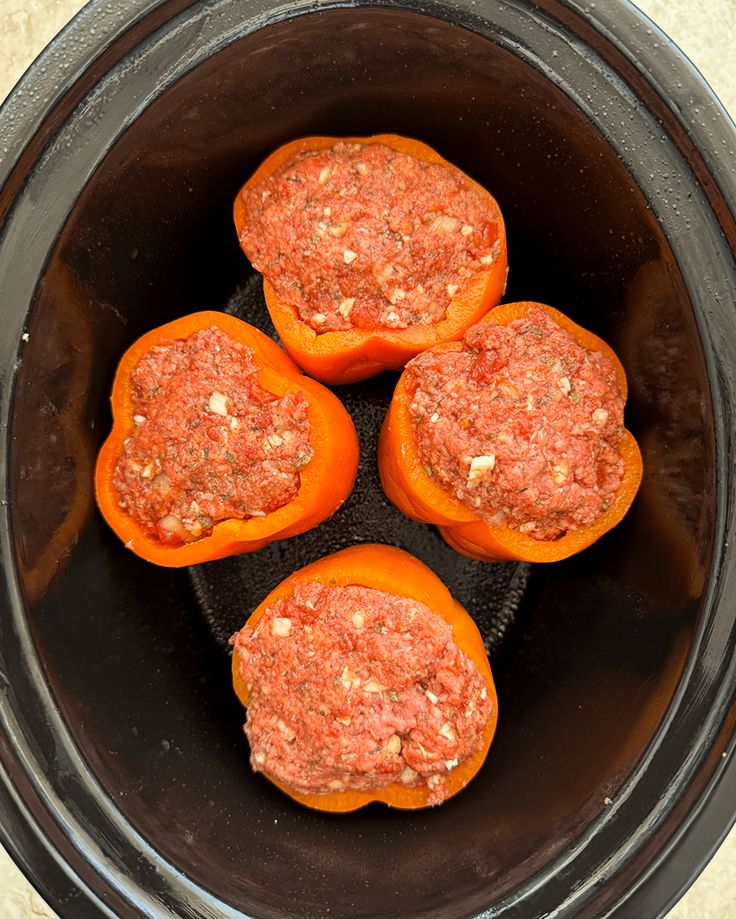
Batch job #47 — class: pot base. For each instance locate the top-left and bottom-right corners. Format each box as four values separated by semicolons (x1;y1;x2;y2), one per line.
188;274;532;654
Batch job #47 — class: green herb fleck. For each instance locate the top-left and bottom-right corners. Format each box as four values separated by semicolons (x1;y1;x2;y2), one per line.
389;691;399;702
225;450;235;463
311;234;320;245
569;391;581;403
423;463;434;478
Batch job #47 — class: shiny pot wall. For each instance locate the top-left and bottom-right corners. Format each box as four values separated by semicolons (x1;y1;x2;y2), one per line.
1;1;736;917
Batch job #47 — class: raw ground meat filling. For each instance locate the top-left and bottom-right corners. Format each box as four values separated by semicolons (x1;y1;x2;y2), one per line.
232;582;492;805
238;141;501;333
408;308;626;540
113;326;312;544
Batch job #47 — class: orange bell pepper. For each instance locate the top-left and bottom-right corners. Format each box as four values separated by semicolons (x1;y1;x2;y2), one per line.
379;302;643;563
95;311;358;567
233;134;508;384
231;544;498;812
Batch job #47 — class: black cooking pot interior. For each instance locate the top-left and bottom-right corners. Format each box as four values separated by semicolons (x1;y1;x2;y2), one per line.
1;1;736;918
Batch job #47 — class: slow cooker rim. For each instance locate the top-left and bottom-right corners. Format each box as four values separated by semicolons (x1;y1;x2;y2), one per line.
0;1;735;918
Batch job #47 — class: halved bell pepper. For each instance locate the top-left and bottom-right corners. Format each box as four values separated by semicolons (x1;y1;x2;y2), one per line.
231;544;498;812
95;311;358;567
379;302;643;563
233;134;508;384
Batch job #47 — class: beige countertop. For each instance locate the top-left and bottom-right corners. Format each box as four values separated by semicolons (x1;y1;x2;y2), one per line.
0;0;734;916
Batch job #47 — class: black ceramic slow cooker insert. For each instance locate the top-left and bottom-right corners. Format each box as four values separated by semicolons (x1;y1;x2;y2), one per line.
1;1;735;917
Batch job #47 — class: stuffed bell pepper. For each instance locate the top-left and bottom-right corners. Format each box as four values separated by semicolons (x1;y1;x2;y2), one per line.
379;302;642;563
95;311;358;566
230;544;498;811
234;134;508;384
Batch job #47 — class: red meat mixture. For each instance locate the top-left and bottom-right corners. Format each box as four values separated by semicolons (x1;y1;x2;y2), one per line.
238;141;501;333
408;309;626;540
232;582;492;805
113;327;312;544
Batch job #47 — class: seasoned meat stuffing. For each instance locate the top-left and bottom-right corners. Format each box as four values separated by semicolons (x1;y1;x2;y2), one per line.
238;141;501;332
114;326;312;543
232;582;492;805
408;309;625;540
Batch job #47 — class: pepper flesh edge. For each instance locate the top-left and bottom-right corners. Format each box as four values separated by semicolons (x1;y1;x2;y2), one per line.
378;302;644;563
95;311;359;567
234;134;508;384
231;544;498;811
